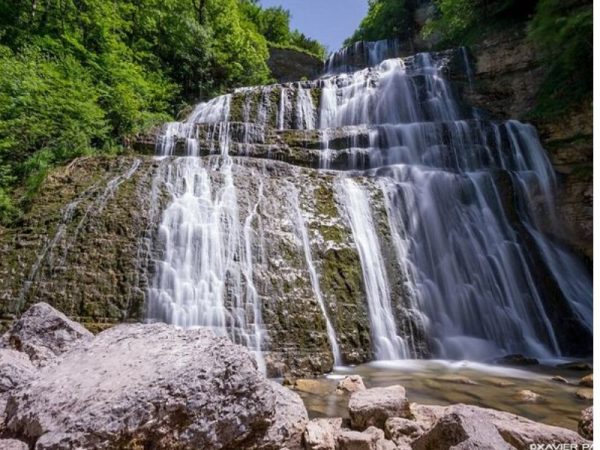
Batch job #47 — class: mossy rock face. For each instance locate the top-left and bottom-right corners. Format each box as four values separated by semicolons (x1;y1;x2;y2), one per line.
0;156;164;329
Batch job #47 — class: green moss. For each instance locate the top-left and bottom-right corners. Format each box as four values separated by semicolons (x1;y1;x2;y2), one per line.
569;164;593;180
319;225;345;243
314;184;338;217
229;92;245;122
310;88;322;111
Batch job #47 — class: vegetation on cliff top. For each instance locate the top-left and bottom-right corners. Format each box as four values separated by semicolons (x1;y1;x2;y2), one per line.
348;0;592;119
0;0;325;224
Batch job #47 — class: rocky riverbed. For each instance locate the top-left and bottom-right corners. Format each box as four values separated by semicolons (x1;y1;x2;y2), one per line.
0;303;592;449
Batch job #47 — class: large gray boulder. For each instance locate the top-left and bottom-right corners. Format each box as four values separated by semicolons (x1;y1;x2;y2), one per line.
0;350;36;393
412;404;591;450
303;418;342;450
0;303;92;367
0;439;27;450
4;323;308;449
348;385;411;430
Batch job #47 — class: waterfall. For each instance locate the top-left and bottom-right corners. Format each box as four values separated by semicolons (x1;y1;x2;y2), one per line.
149;43;592;366
148;95;266;371
337;178;409;360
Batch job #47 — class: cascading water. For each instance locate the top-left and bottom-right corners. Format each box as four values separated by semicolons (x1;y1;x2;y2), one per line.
150;42;592;366
148;95;266;372
337;178;409;360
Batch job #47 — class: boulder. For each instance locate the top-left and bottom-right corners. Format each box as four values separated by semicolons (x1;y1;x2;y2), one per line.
4;323;308;450
0;439;28;450
349;385;411;430
412;406;513;450
0;349;36;393
303;418;342;450
385;417;425;448
337;375;367;394
578;407;593;440
412;404;591;450
336;427;395;450
579;373;593;387
0;303;92;367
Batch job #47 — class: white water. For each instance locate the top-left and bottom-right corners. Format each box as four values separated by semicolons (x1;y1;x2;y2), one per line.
149;43;592;366
148;95;266;371
337;177;409;360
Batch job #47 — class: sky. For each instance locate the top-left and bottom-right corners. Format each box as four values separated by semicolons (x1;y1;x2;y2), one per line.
259;0;368;53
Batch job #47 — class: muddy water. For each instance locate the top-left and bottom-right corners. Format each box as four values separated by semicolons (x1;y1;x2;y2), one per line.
291;360;592;431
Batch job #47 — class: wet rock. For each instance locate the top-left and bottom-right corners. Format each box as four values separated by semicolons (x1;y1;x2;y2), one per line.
336;375;367;394
412;404;590;450
303;418;342;450
348;385;411;430
4;324;308;449
575;389;593;401
0;349;36;393
0;303;92;368
550;375;569;384
557;361;592;371
495;354;539;366
435;375;477;385
485;377;515;387
385;417;425;447
579;373;593;388
578;406;593;440
0;439;28;450
516;390;542;403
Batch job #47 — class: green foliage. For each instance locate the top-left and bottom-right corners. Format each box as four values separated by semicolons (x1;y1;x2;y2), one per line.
346;0;410;45
0;0;325;224
420;0;591;117
242;1;327;59
529;0;592;117
422;0;536;43
422;0;475;42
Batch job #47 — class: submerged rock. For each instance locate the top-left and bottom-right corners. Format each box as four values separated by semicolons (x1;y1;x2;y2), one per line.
557;361;592;371
495;354;539;366
4;323;308;449
578;406;593;440
348;385;411;430
516;389;543;403
550;375;569;384
575;389;593;401
0;303;92;368
579;373;593;387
